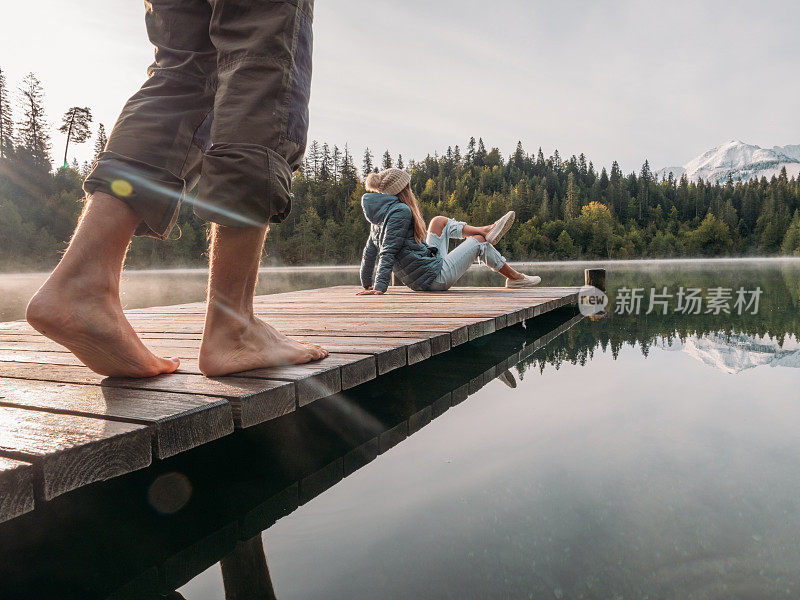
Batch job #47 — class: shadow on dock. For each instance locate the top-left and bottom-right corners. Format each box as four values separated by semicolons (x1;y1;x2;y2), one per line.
0;307;583;600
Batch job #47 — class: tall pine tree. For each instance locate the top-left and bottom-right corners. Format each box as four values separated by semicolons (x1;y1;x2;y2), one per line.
362;147;374;177
59;106;93;167
0;67;13;158
16;72;51;169
94;123;108;159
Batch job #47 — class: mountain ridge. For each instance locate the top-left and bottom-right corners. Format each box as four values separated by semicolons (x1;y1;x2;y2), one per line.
656;140;800;184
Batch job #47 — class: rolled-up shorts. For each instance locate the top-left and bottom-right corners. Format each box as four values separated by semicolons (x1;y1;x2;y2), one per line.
427;218;507;291
84;0;314;239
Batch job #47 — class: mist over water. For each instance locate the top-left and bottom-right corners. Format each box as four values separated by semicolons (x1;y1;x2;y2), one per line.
3;258;797;322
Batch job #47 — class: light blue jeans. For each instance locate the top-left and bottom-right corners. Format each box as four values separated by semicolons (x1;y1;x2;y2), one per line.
427;218;507;291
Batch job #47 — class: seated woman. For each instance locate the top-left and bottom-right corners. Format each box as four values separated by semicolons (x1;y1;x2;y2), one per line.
358;168;541;295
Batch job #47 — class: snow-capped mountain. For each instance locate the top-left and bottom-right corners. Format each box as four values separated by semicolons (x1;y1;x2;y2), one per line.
656;140;800;184
662;333;800;373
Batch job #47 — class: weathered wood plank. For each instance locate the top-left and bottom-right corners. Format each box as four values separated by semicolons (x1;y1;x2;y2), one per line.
0;363;295;429
0;405;151;500
0;456;35;524
0;379;233;459
178;353;375;405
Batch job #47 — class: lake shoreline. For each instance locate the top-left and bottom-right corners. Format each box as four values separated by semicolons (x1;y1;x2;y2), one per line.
1;255;799;277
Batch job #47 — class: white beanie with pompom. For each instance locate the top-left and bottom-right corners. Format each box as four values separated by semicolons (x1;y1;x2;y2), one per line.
365;168;411;196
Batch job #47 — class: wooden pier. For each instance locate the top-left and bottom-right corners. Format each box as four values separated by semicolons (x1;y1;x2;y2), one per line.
0;285;579;524
0;309;583;598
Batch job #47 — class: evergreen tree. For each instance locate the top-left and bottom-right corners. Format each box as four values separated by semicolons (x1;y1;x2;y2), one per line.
397;154;404;169
319;142;331;181
58;106;93;167
0;67;13;158
466;137;476;165
781;210;800;255
551;149;562;171
307;140;320;179
381;150;392;170
512;140;525;170
555;230;577;259
536;147;545;168
340;144;358;189
331;145;341;181
638;159;652;220
475;137;487;166
565;172;579;219
93;123;107;159
362;147;373;177
538;188;550;222
16;72;51;169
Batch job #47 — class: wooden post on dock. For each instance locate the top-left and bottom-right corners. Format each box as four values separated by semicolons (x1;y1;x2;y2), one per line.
585;268;606;291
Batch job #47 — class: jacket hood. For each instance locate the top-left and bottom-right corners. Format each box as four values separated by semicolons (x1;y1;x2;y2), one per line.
361;192;399;225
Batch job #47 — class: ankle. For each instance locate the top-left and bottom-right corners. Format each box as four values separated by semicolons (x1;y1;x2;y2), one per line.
48;260;120;296
205;301;254;334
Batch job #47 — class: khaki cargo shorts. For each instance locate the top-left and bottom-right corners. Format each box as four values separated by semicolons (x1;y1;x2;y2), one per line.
84;0;314;238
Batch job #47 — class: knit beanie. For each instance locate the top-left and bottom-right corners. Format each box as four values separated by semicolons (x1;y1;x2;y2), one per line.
364;168;411;196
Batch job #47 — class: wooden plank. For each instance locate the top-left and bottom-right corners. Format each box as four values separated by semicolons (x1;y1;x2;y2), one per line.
0;379;233;459
0;363;294;429
0;456;35;524
178;353;375;405
0;332;449;370
0;405;151;500
0;322;473;348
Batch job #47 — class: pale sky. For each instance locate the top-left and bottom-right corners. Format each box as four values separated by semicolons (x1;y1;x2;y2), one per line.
1;0;798;173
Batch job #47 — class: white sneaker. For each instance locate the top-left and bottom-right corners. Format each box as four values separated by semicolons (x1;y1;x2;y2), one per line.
485;211;515;245
505;274;542;288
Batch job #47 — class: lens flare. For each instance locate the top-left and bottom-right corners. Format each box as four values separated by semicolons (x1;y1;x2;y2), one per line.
111;179;134;197
112;168;263;227
147;471;193;514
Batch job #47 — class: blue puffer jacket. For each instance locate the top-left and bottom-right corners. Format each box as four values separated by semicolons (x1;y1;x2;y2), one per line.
359;193;443;293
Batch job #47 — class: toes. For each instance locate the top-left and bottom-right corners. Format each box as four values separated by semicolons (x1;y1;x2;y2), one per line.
308;346;328;361
157;356;180;375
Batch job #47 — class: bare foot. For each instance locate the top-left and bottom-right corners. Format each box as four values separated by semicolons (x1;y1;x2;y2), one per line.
198;312;329;377
26;275;180;378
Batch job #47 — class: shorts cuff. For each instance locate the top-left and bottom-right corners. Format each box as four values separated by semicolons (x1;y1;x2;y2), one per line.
83;152;184;240
195;143;293;228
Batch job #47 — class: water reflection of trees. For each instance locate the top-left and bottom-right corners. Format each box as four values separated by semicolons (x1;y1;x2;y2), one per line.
517;264;800;379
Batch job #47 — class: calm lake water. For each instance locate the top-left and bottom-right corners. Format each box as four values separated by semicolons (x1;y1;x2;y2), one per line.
1;259;799;599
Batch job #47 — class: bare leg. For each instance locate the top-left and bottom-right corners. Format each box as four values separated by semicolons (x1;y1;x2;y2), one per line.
428;216;494;239
427;216;449;237
498;263;525;280
469;233;524;281
198;223;328;377
462;223;493;237
26;192;180;377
